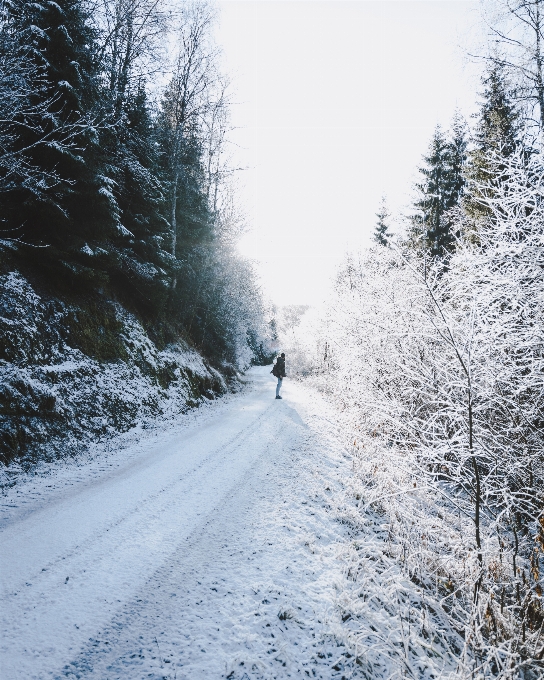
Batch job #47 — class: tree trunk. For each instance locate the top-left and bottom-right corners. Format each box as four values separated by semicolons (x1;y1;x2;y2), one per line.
170;170;178;290
535;4;544;131
469;394;483;602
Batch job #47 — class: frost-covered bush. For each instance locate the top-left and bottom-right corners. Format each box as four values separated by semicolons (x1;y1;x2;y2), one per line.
317;150;544;676
273;305;323;377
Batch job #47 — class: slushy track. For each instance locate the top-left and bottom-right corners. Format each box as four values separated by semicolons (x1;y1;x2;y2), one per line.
0;367;351;679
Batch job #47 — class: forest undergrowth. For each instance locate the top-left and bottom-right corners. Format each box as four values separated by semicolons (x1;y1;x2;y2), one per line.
285;150;544;678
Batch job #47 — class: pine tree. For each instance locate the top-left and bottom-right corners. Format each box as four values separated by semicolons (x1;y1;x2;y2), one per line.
464;63;521;224
476;63;520;156
410;126;451;256
1;1;119;265
447;111;468;208
0;10;53;199
105;85;172;318
409;117;468;257
373;197;392;246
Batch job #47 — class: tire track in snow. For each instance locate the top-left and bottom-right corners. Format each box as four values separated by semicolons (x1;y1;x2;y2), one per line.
59;413;302;678
0;372;286;679
1;370;354;680
60;394;346;680
1;395;278;593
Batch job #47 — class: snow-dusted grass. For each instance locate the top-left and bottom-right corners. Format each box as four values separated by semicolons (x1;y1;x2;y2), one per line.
324;422;470;679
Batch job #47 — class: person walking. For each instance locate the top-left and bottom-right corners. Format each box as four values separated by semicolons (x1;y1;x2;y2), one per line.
272;353;286;399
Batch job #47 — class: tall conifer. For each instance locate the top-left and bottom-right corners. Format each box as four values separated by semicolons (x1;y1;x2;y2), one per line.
106;85;172;318
2;1;119;257
410;126;451;256
464;63;520;224
409;117;468;257
447;111;468;208
373;197;392;246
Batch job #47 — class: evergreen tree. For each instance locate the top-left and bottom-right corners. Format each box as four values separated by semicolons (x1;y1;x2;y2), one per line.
475;64;520;156
373;196;392;246
464;63;521;224
1;1;119;271
105;85;172;319
0;11;56;199
447;111;468;208
410;126;452;257
409;117;468;257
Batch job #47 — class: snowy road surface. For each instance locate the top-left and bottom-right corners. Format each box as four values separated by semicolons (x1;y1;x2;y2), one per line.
0;367;353;679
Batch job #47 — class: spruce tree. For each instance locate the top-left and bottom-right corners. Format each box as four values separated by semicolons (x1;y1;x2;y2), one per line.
446;111;468;209
410;126;451;257
106;85;172;319
464;63;520;224
373;197;392;246
409;117;468;257
1;1;119;267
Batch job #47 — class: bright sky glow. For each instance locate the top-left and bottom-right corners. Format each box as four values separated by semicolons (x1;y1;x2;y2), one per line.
216;0;482;306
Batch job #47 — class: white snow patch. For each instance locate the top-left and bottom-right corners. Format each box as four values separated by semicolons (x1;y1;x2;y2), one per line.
0;369;362;679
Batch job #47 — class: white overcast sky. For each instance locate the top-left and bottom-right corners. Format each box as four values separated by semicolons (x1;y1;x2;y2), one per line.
215;0;483;306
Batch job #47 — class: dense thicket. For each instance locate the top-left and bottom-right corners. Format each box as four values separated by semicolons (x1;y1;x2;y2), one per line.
0;0;267;368
291;149;544;677
279;4;544;674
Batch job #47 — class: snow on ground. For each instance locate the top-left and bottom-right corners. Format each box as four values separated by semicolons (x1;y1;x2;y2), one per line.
0;367;361;679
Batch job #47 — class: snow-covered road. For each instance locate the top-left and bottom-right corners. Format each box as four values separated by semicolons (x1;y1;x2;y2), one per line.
1;367;353;679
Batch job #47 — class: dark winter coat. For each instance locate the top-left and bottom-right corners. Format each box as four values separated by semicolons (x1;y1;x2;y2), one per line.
274;356;286;378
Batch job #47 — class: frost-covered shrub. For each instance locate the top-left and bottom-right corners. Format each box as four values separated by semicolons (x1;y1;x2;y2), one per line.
272;305;323;377
317;150;544;676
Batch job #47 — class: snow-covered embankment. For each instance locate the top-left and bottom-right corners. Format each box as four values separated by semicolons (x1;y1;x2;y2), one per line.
0;271;229;467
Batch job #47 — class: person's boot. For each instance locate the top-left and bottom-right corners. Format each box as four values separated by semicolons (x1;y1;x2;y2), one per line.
275;395;282;399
